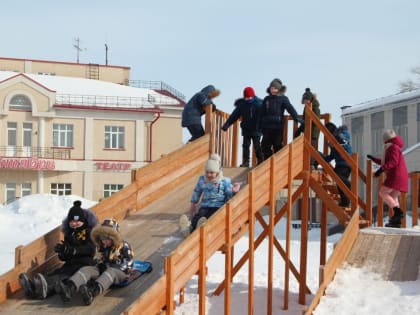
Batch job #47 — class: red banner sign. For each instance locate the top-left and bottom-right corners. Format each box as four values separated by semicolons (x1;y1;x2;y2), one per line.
0;158;55;170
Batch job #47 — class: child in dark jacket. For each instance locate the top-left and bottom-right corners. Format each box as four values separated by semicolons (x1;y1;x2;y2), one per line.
56;218;134;305
182;85;220;142
222;86;264;166
323;122;353;207
260;78;303;160
19;201;97;299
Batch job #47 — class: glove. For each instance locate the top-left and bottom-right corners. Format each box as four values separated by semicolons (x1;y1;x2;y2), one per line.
367;154;375;161
97;263;107;274
54;241;75;259
54;241;64;254
221;125;227;132
297;118;304;125
374;167;384;177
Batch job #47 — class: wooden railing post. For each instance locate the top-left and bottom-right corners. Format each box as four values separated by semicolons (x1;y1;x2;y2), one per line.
14;245;23;267
411;173;419;227
165;256;174;315
199;226;207;315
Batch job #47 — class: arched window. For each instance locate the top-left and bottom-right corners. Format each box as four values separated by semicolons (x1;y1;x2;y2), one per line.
10;94;32;110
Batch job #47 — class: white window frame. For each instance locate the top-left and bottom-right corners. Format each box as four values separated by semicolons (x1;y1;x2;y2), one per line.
50;183;72;196
22;122;33;157
53;124;74;147
103;184;124;198
5;183;16;204
104;126;125;149
21;182;32;197
7;122;17;157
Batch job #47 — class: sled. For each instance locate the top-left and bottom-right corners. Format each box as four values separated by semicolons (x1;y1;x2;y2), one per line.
114;260;153;287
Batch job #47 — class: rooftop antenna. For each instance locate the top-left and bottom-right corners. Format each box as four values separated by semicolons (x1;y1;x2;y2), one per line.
73;37;86;63
105;43;109;65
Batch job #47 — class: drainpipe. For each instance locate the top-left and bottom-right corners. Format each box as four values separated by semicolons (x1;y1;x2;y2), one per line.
148;111;161;162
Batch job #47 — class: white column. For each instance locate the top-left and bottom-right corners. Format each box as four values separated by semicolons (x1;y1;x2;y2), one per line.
85;118;93;159
37;171;44;193
38;117;45;147
84;118;93;198
136;120;145;162
37;118;45;193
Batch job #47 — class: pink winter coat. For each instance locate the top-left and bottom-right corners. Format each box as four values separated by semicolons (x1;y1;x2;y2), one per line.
372;135;408;192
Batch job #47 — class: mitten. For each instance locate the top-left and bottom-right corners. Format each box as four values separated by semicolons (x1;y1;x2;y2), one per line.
374;168;384;177
54;241;65;254
297;118;304;125
367;154;375;161
62;243;76;257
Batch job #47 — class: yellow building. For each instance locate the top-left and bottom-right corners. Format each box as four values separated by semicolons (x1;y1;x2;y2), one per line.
0;57;184;204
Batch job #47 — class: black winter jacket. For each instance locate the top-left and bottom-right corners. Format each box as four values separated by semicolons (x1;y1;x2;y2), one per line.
222;97;263;136
260;95;301;130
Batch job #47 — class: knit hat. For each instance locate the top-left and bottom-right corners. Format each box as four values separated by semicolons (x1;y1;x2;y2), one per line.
67;200;86;223
383;129;396;142
268;78;282;90
205;153;221;173
301;87;313;104
243;86;255;98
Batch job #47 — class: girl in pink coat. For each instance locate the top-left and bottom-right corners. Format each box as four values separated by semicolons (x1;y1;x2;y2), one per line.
367;129;408;227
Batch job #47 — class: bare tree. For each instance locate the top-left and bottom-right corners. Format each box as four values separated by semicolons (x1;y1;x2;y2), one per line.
399;65;420;92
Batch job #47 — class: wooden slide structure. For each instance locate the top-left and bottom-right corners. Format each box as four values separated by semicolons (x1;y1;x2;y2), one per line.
0;106;419;315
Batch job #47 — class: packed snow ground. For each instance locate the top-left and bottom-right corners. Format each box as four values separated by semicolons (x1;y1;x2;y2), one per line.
1;194;419;314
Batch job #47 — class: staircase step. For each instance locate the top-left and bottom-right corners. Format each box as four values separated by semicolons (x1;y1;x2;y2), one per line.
344;219;370;228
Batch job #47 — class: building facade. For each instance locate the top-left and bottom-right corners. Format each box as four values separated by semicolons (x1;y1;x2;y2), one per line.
0;57;184;204
341;89;420;203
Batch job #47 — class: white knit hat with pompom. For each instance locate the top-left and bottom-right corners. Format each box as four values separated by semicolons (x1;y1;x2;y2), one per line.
205;153;221;173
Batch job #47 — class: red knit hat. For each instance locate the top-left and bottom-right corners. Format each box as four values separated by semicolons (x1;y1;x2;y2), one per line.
243;86;255;98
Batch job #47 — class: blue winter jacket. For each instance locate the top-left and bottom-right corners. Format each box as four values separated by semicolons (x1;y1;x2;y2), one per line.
191;175;234;208
182;85;217;127
324;125;353;167
221;97;263;137
260;95;301;130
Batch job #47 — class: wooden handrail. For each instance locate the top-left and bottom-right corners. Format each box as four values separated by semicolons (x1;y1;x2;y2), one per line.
304;210;360;315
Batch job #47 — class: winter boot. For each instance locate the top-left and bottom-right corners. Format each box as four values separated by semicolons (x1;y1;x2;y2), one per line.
55;280;76;302
79;282;102;305
240;160;250;168
196;216;207;228
392;207;404;219
19;273;36;298
385;221;401;228
388;207;403;226
179;214;191;237
33;273;48;299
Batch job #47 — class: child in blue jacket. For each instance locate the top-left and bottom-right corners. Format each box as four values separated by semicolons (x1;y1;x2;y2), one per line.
179;154;240;235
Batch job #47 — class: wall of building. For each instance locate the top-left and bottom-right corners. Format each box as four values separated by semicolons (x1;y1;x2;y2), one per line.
0;59;184;204
0;57;130;85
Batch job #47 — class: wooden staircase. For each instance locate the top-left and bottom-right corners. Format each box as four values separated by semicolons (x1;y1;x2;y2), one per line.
311;168;370;228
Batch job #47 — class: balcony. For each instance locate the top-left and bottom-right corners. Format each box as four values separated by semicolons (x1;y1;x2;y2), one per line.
0;146;71;159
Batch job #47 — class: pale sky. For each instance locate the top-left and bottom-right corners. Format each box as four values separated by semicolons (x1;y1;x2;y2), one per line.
2;0;420;125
